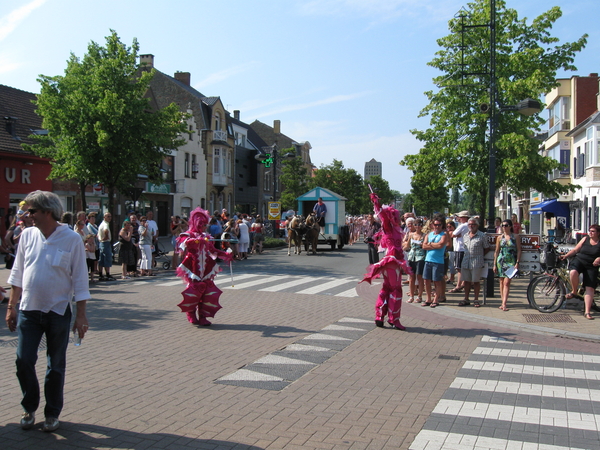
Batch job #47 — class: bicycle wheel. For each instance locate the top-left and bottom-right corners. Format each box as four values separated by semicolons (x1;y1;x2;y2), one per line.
528;275;566;313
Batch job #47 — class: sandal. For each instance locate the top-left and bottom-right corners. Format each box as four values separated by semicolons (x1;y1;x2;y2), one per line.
499;306;508;311
421;302;432;307
449;287;463;293
473;301;481;308
565;292;576;299
438;297;447;303
415;297;422;303
584;313;594;320
458;300;470;307
406;296;414;303
430;303;439;308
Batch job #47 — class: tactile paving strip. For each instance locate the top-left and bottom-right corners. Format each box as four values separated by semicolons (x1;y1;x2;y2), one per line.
215;317;376;390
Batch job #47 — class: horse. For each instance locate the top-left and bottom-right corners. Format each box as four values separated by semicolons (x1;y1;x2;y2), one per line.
287;215;305;256
303;213;320;255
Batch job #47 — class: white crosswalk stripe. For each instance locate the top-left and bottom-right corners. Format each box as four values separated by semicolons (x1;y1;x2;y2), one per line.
409;336;600;450
150;272;360;296
222;273;359;297
296;277;357;294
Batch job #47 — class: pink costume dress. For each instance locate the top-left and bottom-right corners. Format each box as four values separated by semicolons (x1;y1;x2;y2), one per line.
176;208;233;326
361;193;411;330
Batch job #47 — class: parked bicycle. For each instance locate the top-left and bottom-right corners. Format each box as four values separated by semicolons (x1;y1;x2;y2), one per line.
527;245;600;313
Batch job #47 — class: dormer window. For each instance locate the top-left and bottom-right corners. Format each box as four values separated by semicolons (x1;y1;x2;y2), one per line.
214;113;221;131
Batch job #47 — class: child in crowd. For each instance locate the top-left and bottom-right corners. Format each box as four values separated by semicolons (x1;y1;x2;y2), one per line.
84;233;97;283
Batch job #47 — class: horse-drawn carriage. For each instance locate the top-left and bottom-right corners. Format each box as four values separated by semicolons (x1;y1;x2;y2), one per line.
290;187;349;252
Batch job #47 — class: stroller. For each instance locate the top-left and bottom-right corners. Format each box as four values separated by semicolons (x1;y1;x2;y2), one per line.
153;240;171;270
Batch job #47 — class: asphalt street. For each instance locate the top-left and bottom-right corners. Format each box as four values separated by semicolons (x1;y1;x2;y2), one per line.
1;241;599;449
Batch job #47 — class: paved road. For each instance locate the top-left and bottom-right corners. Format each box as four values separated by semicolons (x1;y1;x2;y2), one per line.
1;244;599;449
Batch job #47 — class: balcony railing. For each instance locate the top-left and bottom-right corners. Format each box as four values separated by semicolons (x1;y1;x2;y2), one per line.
213;173;227;186
213;130;227;142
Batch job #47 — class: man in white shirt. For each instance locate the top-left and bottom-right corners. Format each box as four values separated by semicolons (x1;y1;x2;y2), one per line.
146;210;159;244
449;211;469;293
97;212;115;281
5;190;90;433
146;210;159;265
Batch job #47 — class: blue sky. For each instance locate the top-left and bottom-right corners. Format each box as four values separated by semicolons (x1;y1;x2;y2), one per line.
1;0;598;194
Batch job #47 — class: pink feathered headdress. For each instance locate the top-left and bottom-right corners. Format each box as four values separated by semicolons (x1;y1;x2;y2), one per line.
187;207;211;232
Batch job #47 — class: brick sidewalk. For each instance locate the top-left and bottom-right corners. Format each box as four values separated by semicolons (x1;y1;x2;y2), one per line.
1;264;599;449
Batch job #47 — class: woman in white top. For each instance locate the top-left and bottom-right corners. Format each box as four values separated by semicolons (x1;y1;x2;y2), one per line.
237;219;250;260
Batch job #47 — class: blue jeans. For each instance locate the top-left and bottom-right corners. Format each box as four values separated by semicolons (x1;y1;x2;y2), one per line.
16;307;72;418
98;241;112;268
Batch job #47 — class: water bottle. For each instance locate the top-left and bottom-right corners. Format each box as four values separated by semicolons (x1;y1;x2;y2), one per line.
73;330;82;346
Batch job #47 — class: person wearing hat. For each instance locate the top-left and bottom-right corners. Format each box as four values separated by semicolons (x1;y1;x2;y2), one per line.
449;211;470;294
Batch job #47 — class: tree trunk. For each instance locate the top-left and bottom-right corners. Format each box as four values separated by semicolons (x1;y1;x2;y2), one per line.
79;181;87;212
108;185;116;240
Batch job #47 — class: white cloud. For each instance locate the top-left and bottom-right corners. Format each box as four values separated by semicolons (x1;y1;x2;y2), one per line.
0;52;22;74
283;120;421;193
296;0;461;23
193;61;259;89
253;91;371;119
0;0;47;42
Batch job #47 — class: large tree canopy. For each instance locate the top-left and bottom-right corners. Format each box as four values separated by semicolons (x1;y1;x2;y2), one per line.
401;1;587;215
27;30;188;214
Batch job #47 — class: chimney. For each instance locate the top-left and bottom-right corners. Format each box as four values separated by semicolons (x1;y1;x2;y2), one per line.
234;110;240;120
174;72;191;86
140;54;154;68
273;120;281;135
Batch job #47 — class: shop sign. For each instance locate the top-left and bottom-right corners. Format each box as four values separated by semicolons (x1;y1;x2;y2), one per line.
268;202;281;220
146;182;170;194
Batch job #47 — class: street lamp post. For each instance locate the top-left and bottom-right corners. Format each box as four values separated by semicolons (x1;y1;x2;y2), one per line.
484;0;544;300
255;143;295;237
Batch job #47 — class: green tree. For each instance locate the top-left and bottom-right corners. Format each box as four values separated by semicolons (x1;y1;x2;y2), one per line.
401;1;586;216
27;30;188;218
279;148;309;211
309;160;367;214
407;173;450;217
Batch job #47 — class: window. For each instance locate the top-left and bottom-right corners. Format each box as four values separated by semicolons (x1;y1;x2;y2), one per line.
188;124;193;140
548;97;571;136
191;154;197;179
214;113;221;131
184;153;190;178
235;132;246;147
214;149;221;174
585;141;592;168
161;156;174;182
227;150;232;177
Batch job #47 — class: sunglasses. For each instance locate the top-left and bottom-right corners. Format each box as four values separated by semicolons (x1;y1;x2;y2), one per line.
432;223;442;226
501;224;510;227
27;208;38;215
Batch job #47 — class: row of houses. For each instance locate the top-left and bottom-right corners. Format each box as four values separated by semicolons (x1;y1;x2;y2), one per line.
0;54;313;237
497;73;600;242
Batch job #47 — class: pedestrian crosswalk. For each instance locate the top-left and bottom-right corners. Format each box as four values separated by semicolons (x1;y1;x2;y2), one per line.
409;335;600;450
155;272;361;297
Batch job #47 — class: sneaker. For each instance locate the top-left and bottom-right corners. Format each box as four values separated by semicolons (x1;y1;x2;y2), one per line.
42;417;60;432
20;412;35;430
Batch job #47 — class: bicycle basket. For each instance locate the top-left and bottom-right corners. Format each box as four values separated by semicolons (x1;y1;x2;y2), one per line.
541;243;557;268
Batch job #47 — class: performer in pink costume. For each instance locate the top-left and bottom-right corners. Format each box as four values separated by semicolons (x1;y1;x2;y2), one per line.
361;193;411;330
175;207;233;326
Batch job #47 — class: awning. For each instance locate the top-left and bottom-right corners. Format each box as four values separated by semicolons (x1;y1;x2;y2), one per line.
530;199;569;216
